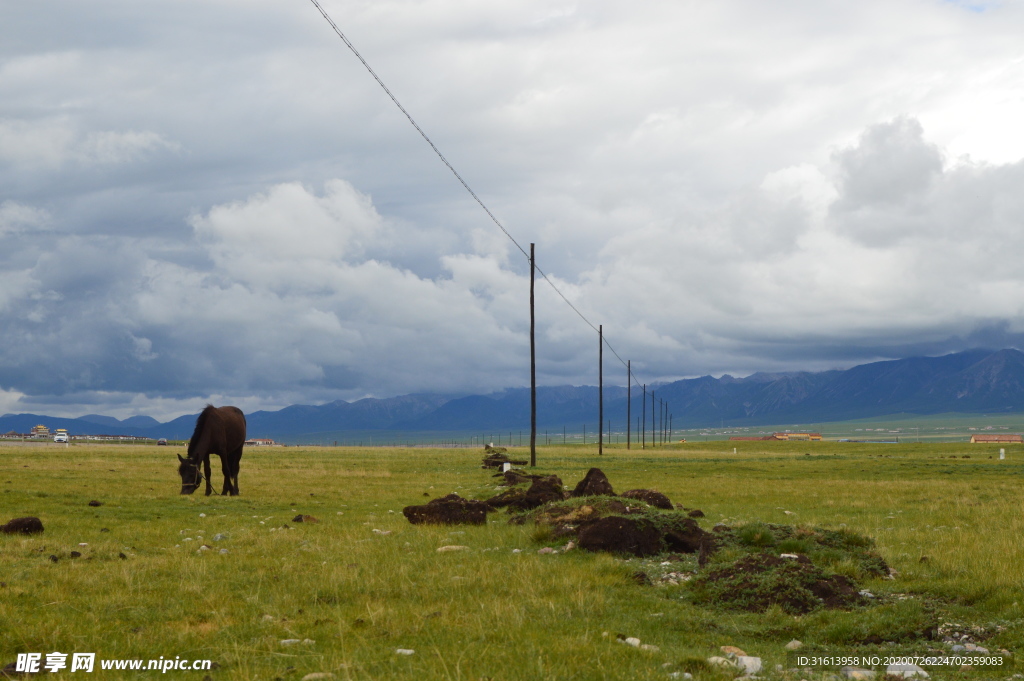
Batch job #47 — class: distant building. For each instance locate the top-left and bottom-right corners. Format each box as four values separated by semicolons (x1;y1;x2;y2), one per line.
30;424;50;437
729;436;772;441
970;434;1023;444
771;432;822;441
245;438;278;446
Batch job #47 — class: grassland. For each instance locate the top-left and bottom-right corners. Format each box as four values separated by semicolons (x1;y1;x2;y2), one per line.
2;440;1023;680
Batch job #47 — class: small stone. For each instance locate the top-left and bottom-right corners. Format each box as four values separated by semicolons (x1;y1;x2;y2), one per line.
293;514;320;523
262;614;275;621
212;533;227;541
88;500;103;507
623;637;641;648
436;545;469;552
78;542;88;546
70;551;82;558
780;553;799;559
395;649;415;655
640;644;660;652
280;639;301;646
301;639;315;645
219;549;229;555
707;656;737;669
537;547;556;554
199;513;206;518
735;656;762;675
841;667;877;680
564;541;576;551
785;640;803;651
720;646;747;657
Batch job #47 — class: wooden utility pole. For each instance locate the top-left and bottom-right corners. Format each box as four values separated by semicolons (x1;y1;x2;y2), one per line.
642;384;646;449
530;243;537;467
626;360;631;450
651;390;656;447
598;325;603;456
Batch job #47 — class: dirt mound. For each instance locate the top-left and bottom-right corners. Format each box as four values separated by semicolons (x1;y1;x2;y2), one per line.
499;470;533;486
571;468;616;497
578;516;663;557
620;489;673;510
661;516;711;553
403;494;488;525
484;487;527;510
690;552;864;614
1;517;44;535
507;475;566;511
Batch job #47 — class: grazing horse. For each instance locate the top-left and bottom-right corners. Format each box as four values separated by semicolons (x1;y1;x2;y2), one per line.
177;405;246;496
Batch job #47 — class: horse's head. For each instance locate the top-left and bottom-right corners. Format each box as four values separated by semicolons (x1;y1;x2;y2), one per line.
177;453;202;495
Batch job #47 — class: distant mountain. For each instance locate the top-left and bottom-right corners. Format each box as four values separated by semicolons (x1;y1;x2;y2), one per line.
6;349;1024;440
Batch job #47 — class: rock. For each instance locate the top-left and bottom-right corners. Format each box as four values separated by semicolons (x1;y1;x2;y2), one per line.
212;533;227;541
785;640;803;651
280;639;302;646
578;516;661;557
841;667;877;680
537;547;555;554
721;646;747;657
70;551;82;558
735;656;762;675
436;545;470;552
687;509;705;518
1;516;44;535
620;489;673;509
404;494;488;525
88;500;103;507
395;649;415;655
292;515;319;523
707;656;737;670
640;644;660;652
886;663;928;678
571;468;616;497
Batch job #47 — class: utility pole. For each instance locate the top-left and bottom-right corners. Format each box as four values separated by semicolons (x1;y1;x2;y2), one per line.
529;243;537;467
651;390;656;447
642;384;646;449
626;360;631;450
598;325;603;456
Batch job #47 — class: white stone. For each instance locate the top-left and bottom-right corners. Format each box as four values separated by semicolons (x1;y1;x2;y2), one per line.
436;545;469;552
395;649;415;655
735;656;762;675
780;553;799;559
280;639;301;646
640;644;660;652
707;656;737;669
841;667;877;680
785;640;803;651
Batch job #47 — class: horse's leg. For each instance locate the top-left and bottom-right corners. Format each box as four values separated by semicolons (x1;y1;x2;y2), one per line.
218;453;232;496
229;446;243;495
203;454;213;496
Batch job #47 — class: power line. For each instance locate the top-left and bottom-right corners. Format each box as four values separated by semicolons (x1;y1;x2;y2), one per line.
309;0;655;392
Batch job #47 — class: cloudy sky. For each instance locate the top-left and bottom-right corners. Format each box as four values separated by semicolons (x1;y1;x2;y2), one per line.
2;0;1024;420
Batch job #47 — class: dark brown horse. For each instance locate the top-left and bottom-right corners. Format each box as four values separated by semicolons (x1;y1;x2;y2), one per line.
177;405;246;496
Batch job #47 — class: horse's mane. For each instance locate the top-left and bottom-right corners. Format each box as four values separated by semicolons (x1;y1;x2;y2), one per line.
186;405;217;459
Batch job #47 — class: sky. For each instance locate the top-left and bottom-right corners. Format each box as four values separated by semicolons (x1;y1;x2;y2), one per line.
2;0;1024;420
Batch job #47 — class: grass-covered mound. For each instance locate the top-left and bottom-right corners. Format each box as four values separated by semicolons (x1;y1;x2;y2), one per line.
687;552;864;614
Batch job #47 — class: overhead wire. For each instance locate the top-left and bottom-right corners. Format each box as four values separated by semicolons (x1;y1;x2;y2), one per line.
309;0;654;395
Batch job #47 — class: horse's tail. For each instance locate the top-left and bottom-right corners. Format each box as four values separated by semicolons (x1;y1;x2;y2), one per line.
187;405;216;459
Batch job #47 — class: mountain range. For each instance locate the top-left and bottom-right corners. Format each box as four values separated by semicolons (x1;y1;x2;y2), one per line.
6;348;1024;441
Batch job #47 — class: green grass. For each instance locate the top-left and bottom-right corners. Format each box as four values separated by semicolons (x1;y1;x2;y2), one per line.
2;441;1023;679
